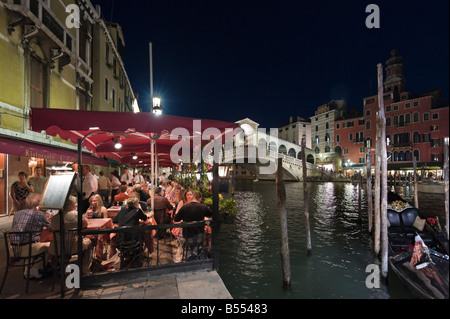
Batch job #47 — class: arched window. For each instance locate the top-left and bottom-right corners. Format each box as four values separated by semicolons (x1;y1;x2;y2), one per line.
413;112;419;123
398;151;405;161
393;116;399;126
399;115;405;126
405;150;411;161
393;134;398;145
386;117;391;126
325;146;330;152
393;151;398;162
413;131;420;143
315;147;320;154
405;113;411;124
413;150;420;161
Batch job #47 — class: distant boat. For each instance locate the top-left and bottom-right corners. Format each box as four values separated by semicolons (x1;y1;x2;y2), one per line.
417;181;445;194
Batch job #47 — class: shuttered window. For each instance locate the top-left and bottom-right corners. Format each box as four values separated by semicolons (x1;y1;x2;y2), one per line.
30;56;45;108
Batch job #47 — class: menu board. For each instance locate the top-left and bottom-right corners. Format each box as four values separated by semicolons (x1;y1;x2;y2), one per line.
40;172;76;210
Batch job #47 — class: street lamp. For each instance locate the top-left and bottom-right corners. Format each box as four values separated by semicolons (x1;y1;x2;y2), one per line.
152;96;162;115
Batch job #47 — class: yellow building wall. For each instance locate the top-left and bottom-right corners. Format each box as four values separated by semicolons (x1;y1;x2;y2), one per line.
0;41;23;109
49;72;76;110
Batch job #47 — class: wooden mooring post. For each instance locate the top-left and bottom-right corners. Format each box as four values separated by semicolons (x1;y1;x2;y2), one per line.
358;172;362;221
413;156;419;209
301;136;312;255
444;137;449;239
366;148;373;233
276;157;291;286
375;63;389;278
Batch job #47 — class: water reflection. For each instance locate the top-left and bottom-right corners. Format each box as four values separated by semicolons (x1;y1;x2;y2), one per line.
217;181;440;299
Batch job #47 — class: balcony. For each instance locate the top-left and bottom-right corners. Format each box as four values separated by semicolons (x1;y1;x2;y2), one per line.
4;0;77;66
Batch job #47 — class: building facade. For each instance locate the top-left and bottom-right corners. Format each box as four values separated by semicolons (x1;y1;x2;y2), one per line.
278;116;311;149
0;0;137;215
334;113;365;174
345;49;449;177
310;99;346;171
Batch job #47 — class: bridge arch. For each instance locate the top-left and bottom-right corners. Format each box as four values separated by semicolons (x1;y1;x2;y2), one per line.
288;148;296;157
258;138;267;149
307;154;314;164
279;145;287;154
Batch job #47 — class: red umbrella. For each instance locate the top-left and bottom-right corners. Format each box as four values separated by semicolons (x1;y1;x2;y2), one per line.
30;108;238;167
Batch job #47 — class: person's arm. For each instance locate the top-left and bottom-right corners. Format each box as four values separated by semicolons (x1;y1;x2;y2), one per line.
102;206;108;218
41;212;52;230
82;216;88;229
175;200;184;214
165;199;173;211
173;207;183;222
138;208;148;221
10;185;18;205
112;212;119;224
26;181;34;193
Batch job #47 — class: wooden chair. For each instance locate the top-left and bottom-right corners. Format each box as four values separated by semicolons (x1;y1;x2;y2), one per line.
1;230;46;294
182;227;205;261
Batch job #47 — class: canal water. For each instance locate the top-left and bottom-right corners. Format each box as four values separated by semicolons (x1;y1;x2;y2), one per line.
217;180;446;299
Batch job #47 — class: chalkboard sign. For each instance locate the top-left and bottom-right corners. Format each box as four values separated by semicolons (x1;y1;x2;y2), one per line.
40;172;76;210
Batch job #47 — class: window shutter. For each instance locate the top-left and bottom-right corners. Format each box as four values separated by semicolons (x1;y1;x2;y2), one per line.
30;56;44;108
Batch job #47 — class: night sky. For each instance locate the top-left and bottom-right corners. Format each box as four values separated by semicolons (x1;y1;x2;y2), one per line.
90;0;449;129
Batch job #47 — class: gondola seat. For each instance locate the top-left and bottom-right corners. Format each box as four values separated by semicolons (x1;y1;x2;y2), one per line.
387;207;435;248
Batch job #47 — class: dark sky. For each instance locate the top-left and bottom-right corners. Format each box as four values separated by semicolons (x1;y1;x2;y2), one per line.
90;0;449;128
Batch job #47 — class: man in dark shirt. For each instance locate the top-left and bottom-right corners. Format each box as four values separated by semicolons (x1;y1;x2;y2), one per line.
147;187;173;225
174;191;212;238
113;196;148;227
113;196;148;256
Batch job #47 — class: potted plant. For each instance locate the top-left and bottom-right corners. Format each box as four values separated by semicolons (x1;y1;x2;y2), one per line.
203;195;237;224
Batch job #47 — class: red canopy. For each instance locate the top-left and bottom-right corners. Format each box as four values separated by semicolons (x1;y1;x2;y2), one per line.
30;108;238;167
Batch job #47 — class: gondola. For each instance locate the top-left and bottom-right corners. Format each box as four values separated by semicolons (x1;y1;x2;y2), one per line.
387;192;449;299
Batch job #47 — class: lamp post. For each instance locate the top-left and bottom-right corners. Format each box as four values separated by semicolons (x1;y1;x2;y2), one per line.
149;42;162;115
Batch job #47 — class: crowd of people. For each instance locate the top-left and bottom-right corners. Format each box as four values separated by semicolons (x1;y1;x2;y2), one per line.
7;165;213;279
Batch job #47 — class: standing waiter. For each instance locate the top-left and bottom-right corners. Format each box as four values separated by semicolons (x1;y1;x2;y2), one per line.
81;165;98;214
120;168;133;186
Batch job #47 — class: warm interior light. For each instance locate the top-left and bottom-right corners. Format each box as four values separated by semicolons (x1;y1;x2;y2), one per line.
113;138;122;149
132;154;138;160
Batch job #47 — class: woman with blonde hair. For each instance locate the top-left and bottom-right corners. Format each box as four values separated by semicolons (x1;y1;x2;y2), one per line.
85;194;108;218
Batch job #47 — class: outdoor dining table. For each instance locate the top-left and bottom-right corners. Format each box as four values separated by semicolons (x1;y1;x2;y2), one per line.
87;218;113;230
106;206;121;219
